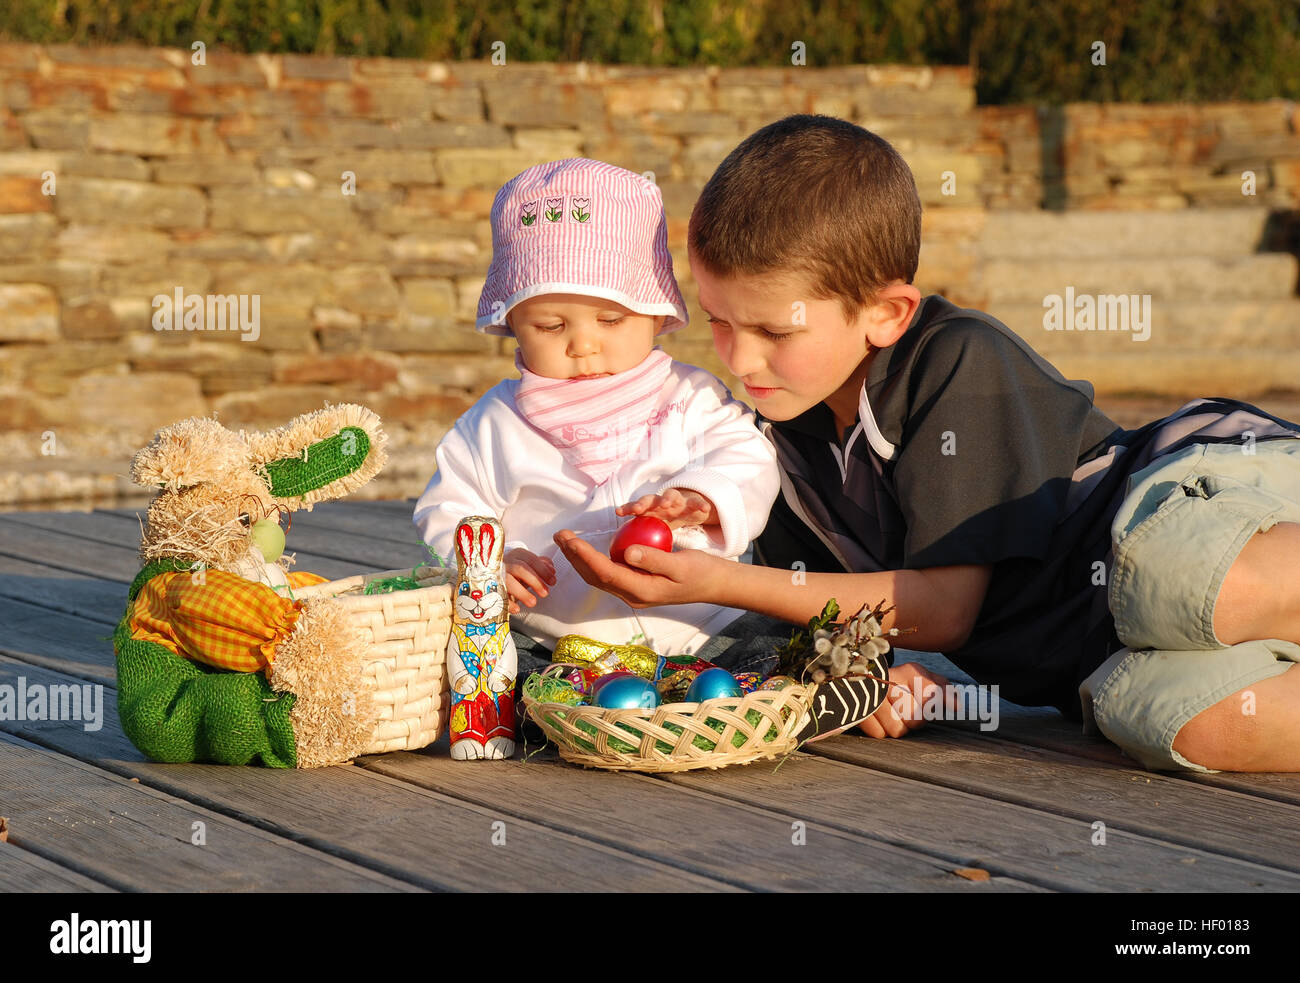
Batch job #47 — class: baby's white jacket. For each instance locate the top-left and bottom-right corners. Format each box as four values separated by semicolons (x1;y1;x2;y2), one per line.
413;360;782;656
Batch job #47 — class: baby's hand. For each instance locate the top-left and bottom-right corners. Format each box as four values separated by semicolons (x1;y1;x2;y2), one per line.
503;548;556;616
617;488;717;528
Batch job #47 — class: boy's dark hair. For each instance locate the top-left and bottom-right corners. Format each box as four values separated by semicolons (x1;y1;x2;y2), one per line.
688;115;921;322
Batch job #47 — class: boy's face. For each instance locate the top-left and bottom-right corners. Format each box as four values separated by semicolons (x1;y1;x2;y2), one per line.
690;255;890;425
509;294;664;380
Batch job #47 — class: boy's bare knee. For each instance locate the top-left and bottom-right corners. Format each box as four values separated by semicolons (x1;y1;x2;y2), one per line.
1172;697;1256;771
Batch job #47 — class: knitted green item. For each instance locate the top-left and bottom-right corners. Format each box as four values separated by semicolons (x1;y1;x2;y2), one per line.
262;426;370;499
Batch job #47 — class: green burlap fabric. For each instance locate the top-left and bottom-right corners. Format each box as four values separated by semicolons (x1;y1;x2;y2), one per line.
114;559;299;768
262;426;370;498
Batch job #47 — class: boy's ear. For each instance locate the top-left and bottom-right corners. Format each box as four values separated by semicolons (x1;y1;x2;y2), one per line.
863;282;922;348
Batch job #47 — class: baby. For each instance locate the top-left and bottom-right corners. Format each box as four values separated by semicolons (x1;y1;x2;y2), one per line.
413;157;781;659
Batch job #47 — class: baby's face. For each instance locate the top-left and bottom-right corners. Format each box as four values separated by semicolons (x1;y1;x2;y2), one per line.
509;294;663;379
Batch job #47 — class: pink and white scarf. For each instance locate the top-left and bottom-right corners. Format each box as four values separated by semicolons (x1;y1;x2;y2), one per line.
513;347;673;485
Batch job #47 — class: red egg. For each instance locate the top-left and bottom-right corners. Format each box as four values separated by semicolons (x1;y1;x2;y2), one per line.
610;516;674;565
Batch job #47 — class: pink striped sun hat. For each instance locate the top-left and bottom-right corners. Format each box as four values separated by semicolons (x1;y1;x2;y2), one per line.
475;158;689;337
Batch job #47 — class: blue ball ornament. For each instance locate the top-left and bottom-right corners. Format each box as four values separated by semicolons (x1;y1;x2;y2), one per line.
593;675;661;710
685;667;743;703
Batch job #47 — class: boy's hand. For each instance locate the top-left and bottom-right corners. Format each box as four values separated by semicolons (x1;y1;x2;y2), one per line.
503;547;556;616
857;662;951;739
616;488;718;528
552;529;724;608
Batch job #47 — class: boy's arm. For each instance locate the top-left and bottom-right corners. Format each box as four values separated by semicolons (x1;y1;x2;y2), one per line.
552;530;992;654
738;562;993;652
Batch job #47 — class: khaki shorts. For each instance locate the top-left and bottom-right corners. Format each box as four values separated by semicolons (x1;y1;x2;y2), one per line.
1080;438;1300;772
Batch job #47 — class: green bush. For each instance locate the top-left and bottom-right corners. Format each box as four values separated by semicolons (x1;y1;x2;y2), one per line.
1;0;1296;104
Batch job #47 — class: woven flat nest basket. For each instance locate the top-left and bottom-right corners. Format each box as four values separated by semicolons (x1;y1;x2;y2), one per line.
521;676;816;773
291;562;454;755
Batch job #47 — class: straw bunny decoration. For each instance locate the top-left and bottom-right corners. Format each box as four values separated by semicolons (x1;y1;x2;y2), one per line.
447;516;518;759
114;403;388;768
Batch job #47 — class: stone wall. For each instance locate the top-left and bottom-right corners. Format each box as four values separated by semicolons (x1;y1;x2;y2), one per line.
1044;101;1300;210
0;44;995;504
976;101;1300;212
0;42;1296;507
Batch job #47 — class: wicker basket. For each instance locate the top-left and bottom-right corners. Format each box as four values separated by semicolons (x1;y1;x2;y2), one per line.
522;681;816;773
291;562;454;754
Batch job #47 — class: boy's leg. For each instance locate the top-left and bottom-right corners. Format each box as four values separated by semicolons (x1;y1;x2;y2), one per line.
1094;440;1300;772
1172;658;1300;771
1173;520;1300;770
1081;639;1300;772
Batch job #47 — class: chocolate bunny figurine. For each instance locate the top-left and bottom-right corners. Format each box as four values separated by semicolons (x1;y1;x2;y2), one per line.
447;516;518;759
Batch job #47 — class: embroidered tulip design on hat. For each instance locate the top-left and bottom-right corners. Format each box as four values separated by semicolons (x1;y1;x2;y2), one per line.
475;158;689;338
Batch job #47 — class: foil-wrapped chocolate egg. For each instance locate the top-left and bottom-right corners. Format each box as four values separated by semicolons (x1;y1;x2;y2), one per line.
593;675;662;710
685;667;743;703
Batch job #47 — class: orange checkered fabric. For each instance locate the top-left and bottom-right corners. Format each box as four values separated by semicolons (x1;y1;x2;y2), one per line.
128;568;331;675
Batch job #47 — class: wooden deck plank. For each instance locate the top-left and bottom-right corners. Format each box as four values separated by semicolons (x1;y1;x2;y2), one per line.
939;709;1129;764
0;510;375;579
0;548;130;603
101;502;428;551
0;733;423;893
931;704;1300;806
807;730;1300;875
31;509;431;573
360;748;1040;892
0;515;179;581
278;501;422;545
1;505;433;603
354;498;420;512
0;844;117;892
99;498;418;519
0;658;735;892
0;553;129;622
0;513;387;584
903;650;1300;805
101;501;434;556
656;752;1300;890
0;597;118;682
897;649;1140;762
1;510;147;554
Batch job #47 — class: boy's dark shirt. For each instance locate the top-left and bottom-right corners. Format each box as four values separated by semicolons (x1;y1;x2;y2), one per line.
754;295;1300;717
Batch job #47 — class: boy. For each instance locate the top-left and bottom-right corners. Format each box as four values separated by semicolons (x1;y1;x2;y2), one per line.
553;114;1300;773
